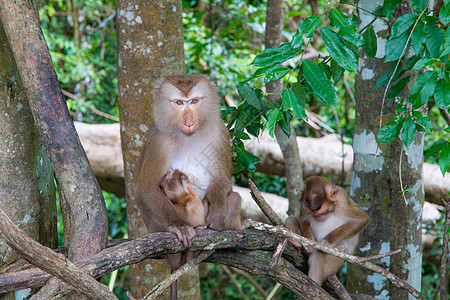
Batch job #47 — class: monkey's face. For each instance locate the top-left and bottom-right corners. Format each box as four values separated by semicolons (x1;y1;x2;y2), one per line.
153;75;220;137
159;169;192;205
300;180;336;222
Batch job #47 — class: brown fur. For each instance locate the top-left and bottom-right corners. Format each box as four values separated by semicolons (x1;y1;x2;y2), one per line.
286;176;369;285
136;74;241;263
160;169;208;228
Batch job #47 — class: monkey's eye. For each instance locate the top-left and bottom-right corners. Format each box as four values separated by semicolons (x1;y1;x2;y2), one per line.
175;100;184;105
191;98;199;104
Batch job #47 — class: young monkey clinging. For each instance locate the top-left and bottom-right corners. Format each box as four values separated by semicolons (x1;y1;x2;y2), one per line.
285;176;369;285
159;169;208;229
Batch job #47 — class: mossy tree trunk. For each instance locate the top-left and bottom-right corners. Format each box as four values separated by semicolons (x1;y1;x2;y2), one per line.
116;1;201;298
347;1;423;298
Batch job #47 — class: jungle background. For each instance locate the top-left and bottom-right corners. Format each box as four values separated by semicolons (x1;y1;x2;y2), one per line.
0;0;449;299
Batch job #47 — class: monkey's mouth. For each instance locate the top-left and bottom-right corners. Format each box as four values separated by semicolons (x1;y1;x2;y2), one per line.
312;209;332;222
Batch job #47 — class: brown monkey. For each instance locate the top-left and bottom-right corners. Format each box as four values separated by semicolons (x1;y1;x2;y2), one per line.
136;75;241;299
285;176;369;285
159;169;208;229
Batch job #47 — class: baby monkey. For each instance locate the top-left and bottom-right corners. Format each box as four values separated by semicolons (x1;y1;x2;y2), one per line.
159;169;208;229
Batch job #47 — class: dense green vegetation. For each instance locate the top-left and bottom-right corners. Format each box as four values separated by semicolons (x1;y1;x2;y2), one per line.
39;0;449;298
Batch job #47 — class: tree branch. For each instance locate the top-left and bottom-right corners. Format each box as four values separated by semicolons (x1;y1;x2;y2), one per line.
439;199;449;300
0;206;117;299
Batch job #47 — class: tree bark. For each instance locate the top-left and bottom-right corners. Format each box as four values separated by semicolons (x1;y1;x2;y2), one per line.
116;1;200;298
0;10;56;300
347;1;423;298
265;0;304;217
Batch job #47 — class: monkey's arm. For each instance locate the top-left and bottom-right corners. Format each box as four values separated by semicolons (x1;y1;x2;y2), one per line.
323;207;369;245
285;216;300;234
205;125;241;230
136;132;188;233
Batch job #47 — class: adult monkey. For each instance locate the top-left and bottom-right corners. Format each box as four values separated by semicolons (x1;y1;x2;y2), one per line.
136;74;241;298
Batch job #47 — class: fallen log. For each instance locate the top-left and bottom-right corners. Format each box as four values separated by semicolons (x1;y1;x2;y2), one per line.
75;122;450;205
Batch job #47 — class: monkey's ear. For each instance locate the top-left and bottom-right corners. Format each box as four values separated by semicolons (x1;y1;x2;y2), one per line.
295;188;303;196
329;187;339;199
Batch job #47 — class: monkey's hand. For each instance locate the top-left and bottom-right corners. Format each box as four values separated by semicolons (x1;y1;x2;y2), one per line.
168;225;196;248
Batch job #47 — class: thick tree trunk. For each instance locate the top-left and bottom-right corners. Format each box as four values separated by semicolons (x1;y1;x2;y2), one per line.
116;1;200;298
347;1;423;298
0;16;56;300
265;0;304;217
0;0;108;297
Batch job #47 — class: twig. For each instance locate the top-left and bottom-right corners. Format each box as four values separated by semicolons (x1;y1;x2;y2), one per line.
359;249;402;262
61;89;120;122
248;179;284;226
0;206;117;300
439;199;450;300
327;275;351;300
222;265;248;300
242;219;425;300
231;267;268;298
139;251;214;300
266;283;282;300
270;239;288;268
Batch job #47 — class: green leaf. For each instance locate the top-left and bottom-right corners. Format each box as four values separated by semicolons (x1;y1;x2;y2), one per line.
385;30;410;62
298;16;320;39
401;117;416;147
376;63;403;89
439;25;450;57
425;140;447;158
392;14;417;39
238;83;261;109
320;28;358;73
329;8;364;47
412;57;439;70
388;76;410;98
426;21;444;58
291;32;304;49
282;89;307;120
382;0;403;18
440;2;450;25
439;143;450;175
362;25;377;60
277;109;292;136
252;43;302;67
435;78;450;109
377;121;402;143
411;20;427;55
266;108;283;138
302;60;338;106
372;6;385;17
318;62;332;80
235;145;260;172
234;130;251;140
415;116;432;132
409;71;438;109
409;0;429;13
243;65;290;83
330;59;345;82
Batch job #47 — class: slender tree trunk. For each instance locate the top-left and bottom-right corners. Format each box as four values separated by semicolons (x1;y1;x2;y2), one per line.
265;0;303;217
0;1;108;297
347;1;423;298
116;1;201;298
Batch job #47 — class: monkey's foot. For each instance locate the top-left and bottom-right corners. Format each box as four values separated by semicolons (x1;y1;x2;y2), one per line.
168;225;196;248
195;224;207;230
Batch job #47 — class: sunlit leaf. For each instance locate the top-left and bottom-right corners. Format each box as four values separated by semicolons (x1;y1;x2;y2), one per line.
401;117;416;147
302;60;338;106
439;143;450;175
238;83;261;109
320;28;358;73
282;89;307;120
435;78;450;109
391;14;417;39
298;16;320;39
